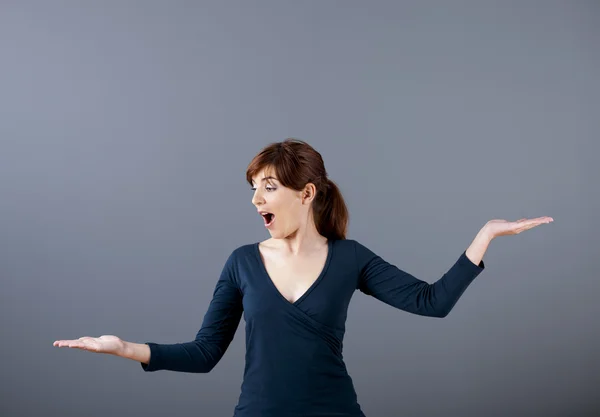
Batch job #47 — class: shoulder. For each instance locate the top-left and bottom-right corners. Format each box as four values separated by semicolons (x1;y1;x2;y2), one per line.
225;241;258;262
336;238;382;271
334;238;373;255
331;238;377;264
215;242;258;287
333;237;357;252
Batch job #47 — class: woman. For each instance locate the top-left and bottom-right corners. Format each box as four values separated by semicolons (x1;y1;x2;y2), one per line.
54;138;553;416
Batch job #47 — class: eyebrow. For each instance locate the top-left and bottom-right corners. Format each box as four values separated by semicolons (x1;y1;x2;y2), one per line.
251;176;277;184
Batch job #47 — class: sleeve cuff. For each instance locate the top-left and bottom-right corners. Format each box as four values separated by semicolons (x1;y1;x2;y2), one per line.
459;250;485;271
140;342;159;372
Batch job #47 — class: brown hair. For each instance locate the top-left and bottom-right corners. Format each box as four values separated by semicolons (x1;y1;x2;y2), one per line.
246;138;349;240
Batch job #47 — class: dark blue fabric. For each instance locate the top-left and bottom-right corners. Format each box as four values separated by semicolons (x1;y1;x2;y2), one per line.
141;238;485;416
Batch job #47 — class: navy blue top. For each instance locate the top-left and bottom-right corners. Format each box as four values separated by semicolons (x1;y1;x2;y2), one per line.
141;238;485;416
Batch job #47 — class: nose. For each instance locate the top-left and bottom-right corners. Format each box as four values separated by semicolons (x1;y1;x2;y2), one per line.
251;188;263;207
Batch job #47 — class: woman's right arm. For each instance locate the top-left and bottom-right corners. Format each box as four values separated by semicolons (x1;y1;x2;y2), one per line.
137;264;243;373
136;250;244;373
54;250;244;373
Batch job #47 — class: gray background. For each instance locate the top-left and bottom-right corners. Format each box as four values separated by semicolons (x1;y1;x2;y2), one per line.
1;1;598;416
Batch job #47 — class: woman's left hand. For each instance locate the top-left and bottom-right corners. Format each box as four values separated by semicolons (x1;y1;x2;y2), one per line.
483;216;554;239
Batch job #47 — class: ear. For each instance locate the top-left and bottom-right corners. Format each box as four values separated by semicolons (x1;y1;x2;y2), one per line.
301;183;317;205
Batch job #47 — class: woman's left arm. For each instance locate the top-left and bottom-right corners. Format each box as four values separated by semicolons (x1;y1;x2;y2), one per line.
356;216;554;318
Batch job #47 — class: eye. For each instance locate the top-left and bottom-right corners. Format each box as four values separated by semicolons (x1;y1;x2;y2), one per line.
250;186;276;192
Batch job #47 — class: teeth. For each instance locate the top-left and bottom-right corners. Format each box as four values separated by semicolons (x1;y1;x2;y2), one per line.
260;212;274;225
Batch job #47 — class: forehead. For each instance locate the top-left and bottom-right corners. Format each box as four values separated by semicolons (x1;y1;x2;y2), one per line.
251;168;278;183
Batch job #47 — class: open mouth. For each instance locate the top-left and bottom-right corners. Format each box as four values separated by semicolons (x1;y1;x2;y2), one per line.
261;212;275;227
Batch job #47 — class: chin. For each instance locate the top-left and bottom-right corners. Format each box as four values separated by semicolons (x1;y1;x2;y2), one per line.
268;230;286;239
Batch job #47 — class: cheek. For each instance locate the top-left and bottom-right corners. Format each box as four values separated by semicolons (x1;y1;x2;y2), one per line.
273;195;302;219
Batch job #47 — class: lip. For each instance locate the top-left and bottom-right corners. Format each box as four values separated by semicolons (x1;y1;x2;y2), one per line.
258;211;275;228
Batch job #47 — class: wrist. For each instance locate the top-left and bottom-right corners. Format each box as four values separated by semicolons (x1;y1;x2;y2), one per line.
118;341;131;359
480;224;495;242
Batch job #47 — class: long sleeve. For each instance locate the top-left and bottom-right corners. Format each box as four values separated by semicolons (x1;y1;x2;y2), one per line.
141;250;244;373
354;240;484;318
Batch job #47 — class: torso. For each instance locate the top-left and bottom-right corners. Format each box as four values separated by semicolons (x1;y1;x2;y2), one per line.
238;238;366;416
257;238;329;304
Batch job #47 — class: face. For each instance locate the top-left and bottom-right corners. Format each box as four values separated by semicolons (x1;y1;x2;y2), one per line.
251;168;315;239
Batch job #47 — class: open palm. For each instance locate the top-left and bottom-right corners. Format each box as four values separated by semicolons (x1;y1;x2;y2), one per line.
485;216;553;238
53;335;125;355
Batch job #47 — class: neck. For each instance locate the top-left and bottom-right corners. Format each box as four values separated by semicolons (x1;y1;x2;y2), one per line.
276;219;327;256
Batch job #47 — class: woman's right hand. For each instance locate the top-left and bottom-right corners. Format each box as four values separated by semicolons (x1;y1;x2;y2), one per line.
53;335;125;356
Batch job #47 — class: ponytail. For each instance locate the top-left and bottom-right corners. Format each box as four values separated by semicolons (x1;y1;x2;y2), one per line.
314;178;348;240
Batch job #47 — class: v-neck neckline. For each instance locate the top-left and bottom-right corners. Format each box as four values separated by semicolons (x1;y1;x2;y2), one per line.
254;239;334;307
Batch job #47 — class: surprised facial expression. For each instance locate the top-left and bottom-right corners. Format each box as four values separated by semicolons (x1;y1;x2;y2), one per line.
251;169;305;238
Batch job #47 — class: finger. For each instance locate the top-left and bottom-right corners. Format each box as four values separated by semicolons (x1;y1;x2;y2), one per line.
73;342;93;350
56;339;85;349
514;222;535;233
517;217;553;224
520;221;546;232
54;338;84;347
